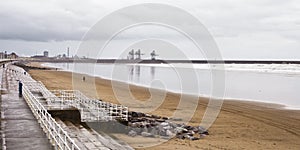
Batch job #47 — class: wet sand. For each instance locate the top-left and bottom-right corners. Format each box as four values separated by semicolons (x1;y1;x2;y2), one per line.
29;69;300;150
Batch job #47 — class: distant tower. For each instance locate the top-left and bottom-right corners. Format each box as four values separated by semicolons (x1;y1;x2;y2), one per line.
135;49;144;60
67;47;70;58
150;50;158;60
43;51;49;57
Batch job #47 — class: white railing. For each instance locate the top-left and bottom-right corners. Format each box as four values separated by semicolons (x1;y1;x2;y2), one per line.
22;83;81;150
23;81;128;122
22;81;128;122
51;90;129;121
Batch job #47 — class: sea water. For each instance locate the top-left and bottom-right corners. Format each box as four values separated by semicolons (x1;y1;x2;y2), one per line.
43;63;300;109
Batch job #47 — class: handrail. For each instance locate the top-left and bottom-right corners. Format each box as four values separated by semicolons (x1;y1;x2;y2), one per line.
22;83;81;150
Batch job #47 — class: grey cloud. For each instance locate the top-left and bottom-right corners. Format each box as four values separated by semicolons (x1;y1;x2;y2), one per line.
1;0;299;42
0;0;299;60
0;0;100;41
191;0;300;40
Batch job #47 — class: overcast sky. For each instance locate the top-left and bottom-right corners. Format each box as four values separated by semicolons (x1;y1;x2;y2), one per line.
0;0;299;60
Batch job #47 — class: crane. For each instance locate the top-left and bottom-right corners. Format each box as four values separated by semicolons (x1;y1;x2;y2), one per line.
128;49;135;60
135;49;145;60
150;50;159;60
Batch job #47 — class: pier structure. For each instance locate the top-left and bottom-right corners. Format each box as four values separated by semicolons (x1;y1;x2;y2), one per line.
1;63;132;150
22;81;128;122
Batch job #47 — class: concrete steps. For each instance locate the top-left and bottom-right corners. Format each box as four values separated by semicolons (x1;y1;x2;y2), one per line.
65;121;110;150
54;118;133;150
55;118;87;150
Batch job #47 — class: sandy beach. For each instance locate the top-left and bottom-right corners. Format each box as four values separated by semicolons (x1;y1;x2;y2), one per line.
29;69;300;150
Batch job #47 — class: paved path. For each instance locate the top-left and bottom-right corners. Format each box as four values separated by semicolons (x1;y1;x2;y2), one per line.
0;66;53;150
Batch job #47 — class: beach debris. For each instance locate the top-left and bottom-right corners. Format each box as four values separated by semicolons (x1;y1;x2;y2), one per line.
126;111;208;141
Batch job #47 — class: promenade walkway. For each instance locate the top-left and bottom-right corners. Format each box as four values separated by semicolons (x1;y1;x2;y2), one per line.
0;65;53;149
1;64;133;150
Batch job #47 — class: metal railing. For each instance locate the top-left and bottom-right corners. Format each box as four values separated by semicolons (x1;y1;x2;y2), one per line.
22;81;73;110
22;83;81;150
51;90;129;122
22;80;129;122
